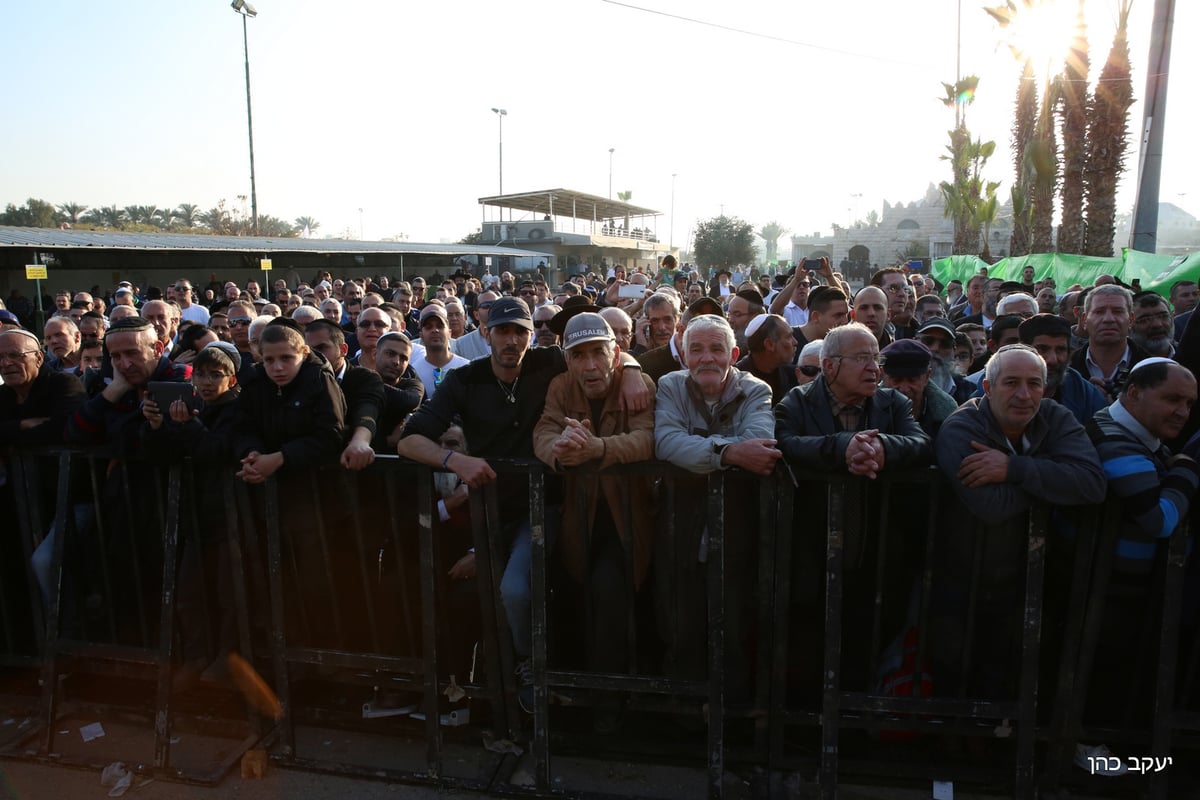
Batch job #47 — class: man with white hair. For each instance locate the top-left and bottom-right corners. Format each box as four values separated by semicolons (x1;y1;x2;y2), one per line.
795;340;823;386
995;292;1037;319
775;322;929;477
654;313;778;690
320;297;343;325
43;316;82;373
291;305;322;329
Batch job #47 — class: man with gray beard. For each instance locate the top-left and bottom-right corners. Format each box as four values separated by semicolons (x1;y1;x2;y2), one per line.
915;317;975;403
1130;291;1175;357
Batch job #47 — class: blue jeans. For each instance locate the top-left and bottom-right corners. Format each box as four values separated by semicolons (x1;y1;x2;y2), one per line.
498;515;557;661
31;503;94;611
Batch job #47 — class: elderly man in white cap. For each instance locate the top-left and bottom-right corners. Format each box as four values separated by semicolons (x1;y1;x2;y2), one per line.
534;312;657;733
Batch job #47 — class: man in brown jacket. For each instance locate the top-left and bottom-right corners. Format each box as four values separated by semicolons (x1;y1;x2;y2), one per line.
534;312;656;732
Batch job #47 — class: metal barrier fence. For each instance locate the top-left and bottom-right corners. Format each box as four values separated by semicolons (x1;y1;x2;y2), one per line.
0;447;1197;798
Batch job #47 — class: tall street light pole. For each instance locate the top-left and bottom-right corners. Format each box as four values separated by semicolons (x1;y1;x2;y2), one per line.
608;148;615;199
491;108;507;195
670;173;677;250
231;0;259;236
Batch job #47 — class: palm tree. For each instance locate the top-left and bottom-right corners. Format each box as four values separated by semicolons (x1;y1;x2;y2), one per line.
1029;79;1060;254
1083;0;1133;257
294;215;320;235
88;205;126;229
156;206;177;230
199;205;231;235
756;221;790;263
976;181;1002;263
1008;59;1037;256
617;191;633;233
1057;0;1090;254
175;203;200;228
256;215;296;237
57;201;88;225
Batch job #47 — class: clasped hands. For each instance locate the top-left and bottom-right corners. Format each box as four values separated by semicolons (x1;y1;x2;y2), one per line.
845;429;886;479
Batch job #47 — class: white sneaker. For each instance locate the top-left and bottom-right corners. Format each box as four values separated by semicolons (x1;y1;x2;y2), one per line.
1074;743;1129;776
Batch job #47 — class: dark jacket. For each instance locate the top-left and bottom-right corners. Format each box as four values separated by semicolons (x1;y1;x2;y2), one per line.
917;382;959;439
1067;337;1151;394
233;354;346;470
68;357;190;457
375;367;425;449
0;363;84;447
735;353;798;406
774;376;931;472
935;396;1106;587
636;341;682;385
339;363;385;440
142;389;241;535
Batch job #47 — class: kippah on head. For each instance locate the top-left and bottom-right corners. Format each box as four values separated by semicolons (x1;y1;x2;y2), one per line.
1018;312;1071;342
1;328;41;348
1129;356;1177;375
105;316;154;336
200;340;241;373
266;316;303;334
377;331;411;348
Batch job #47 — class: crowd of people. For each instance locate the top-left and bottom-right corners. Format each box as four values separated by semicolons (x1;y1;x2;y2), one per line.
1;254;1198;753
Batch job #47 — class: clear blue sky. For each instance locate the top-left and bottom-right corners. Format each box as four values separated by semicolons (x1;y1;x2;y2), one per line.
2;1;1193;245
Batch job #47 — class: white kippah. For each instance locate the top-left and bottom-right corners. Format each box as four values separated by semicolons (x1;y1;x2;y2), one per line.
0;328;40;348
744;314;770;339
1129;356;1177;374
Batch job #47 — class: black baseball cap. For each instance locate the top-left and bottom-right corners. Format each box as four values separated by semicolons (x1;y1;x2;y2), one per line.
487;297;534;331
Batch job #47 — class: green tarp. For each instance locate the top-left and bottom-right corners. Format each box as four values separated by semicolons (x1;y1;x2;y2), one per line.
931;250;1200;298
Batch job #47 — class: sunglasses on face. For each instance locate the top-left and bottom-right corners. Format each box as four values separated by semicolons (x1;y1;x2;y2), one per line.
797;364;820;377
533;320;551;329
229;318;252;326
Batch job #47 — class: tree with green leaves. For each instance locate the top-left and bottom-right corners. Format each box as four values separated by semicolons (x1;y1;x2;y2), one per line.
756;221;789;263
56;201;88;225
1008;59;1037;256
1057;1;1090;254
199;203;231;235
87;205;126;228
938;76;998;257
693;215;755;270
1;198;58;227
176;203;201;228
294;215;320;235
1083;0;1133;257
459;229;483;245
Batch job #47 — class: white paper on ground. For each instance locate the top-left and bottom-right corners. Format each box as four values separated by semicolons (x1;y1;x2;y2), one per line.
79;722;105;742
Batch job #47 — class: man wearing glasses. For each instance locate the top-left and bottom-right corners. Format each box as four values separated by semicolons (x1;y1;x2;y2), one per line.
351;306;397;373
223;300;260;384
175;279;209;325
775;322;929;477
775;322;931;694
451;290;497;361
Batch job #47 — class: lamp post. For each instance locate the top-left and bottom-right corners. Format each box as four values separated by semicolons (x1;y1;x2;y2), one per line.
231;0;259;236
670;173;677;250
608;148;614;199
358;208;364;240
491;108;507;195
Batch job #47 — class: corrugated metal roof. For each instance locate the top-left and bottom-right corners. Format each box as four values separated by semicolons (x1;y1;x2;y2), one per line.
478;188;660;220
0;226;550;258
